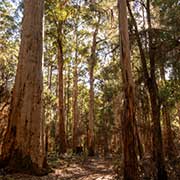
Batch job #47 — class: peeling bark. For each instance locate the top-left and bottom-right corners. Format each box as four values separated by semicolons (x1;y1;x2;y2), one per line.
118;0;138;179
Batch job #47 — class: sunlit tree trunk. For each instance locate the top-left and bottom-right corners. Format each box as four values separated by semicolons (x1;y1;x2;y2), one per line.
0;0;47;175
88;16;100;156
118;0;138;179
54;1;68;155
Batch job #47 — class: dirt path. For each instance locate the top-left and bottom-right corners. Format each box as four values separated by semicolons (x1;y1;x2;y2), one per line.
3;157;115;180
53;157;115;180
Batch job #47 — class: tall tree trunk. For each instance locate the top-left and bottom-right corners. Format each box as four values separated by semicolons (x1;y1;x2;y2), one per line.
127;1;167;179
88;16;100;156
88;61;95;156
65;63;71;146
146;1;167;179
0;0;47;175
148;77;167;180
118;0;138;179
72;26;79;152
55;23;66;154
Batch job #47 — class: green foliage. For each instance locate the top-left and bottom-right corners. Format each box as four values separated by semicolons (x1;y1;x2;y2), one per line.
1;0;179;162
159;81;180;106
0;0;19;87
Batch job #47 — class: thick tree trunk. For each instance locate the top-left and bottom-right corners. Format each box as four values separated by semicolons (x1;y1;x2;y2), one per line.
118;0;138;179
0;0;47;175
148;80;167;180
54;1;68;154
56;33;66;154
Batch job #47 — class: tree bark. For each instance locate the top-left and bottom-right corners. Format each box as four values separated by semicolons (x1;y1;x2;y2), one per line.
88;16;100;156
65;63;71;146
88;59;95;156
56;24;66;154
146;1;167;179
72;24;79;152
0;0;47;175
127;1;167;179
118;0;138;179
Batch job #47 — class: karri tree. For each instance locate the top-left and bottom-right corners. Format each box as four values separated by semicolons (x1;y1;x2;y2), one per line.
118;0;138;179
127;0;168;179
0;0;47;175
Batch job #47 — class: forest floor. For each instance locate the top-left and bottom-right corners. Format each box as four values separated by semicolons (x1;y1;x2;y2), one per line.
1;155;116;180
1;153;180;180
